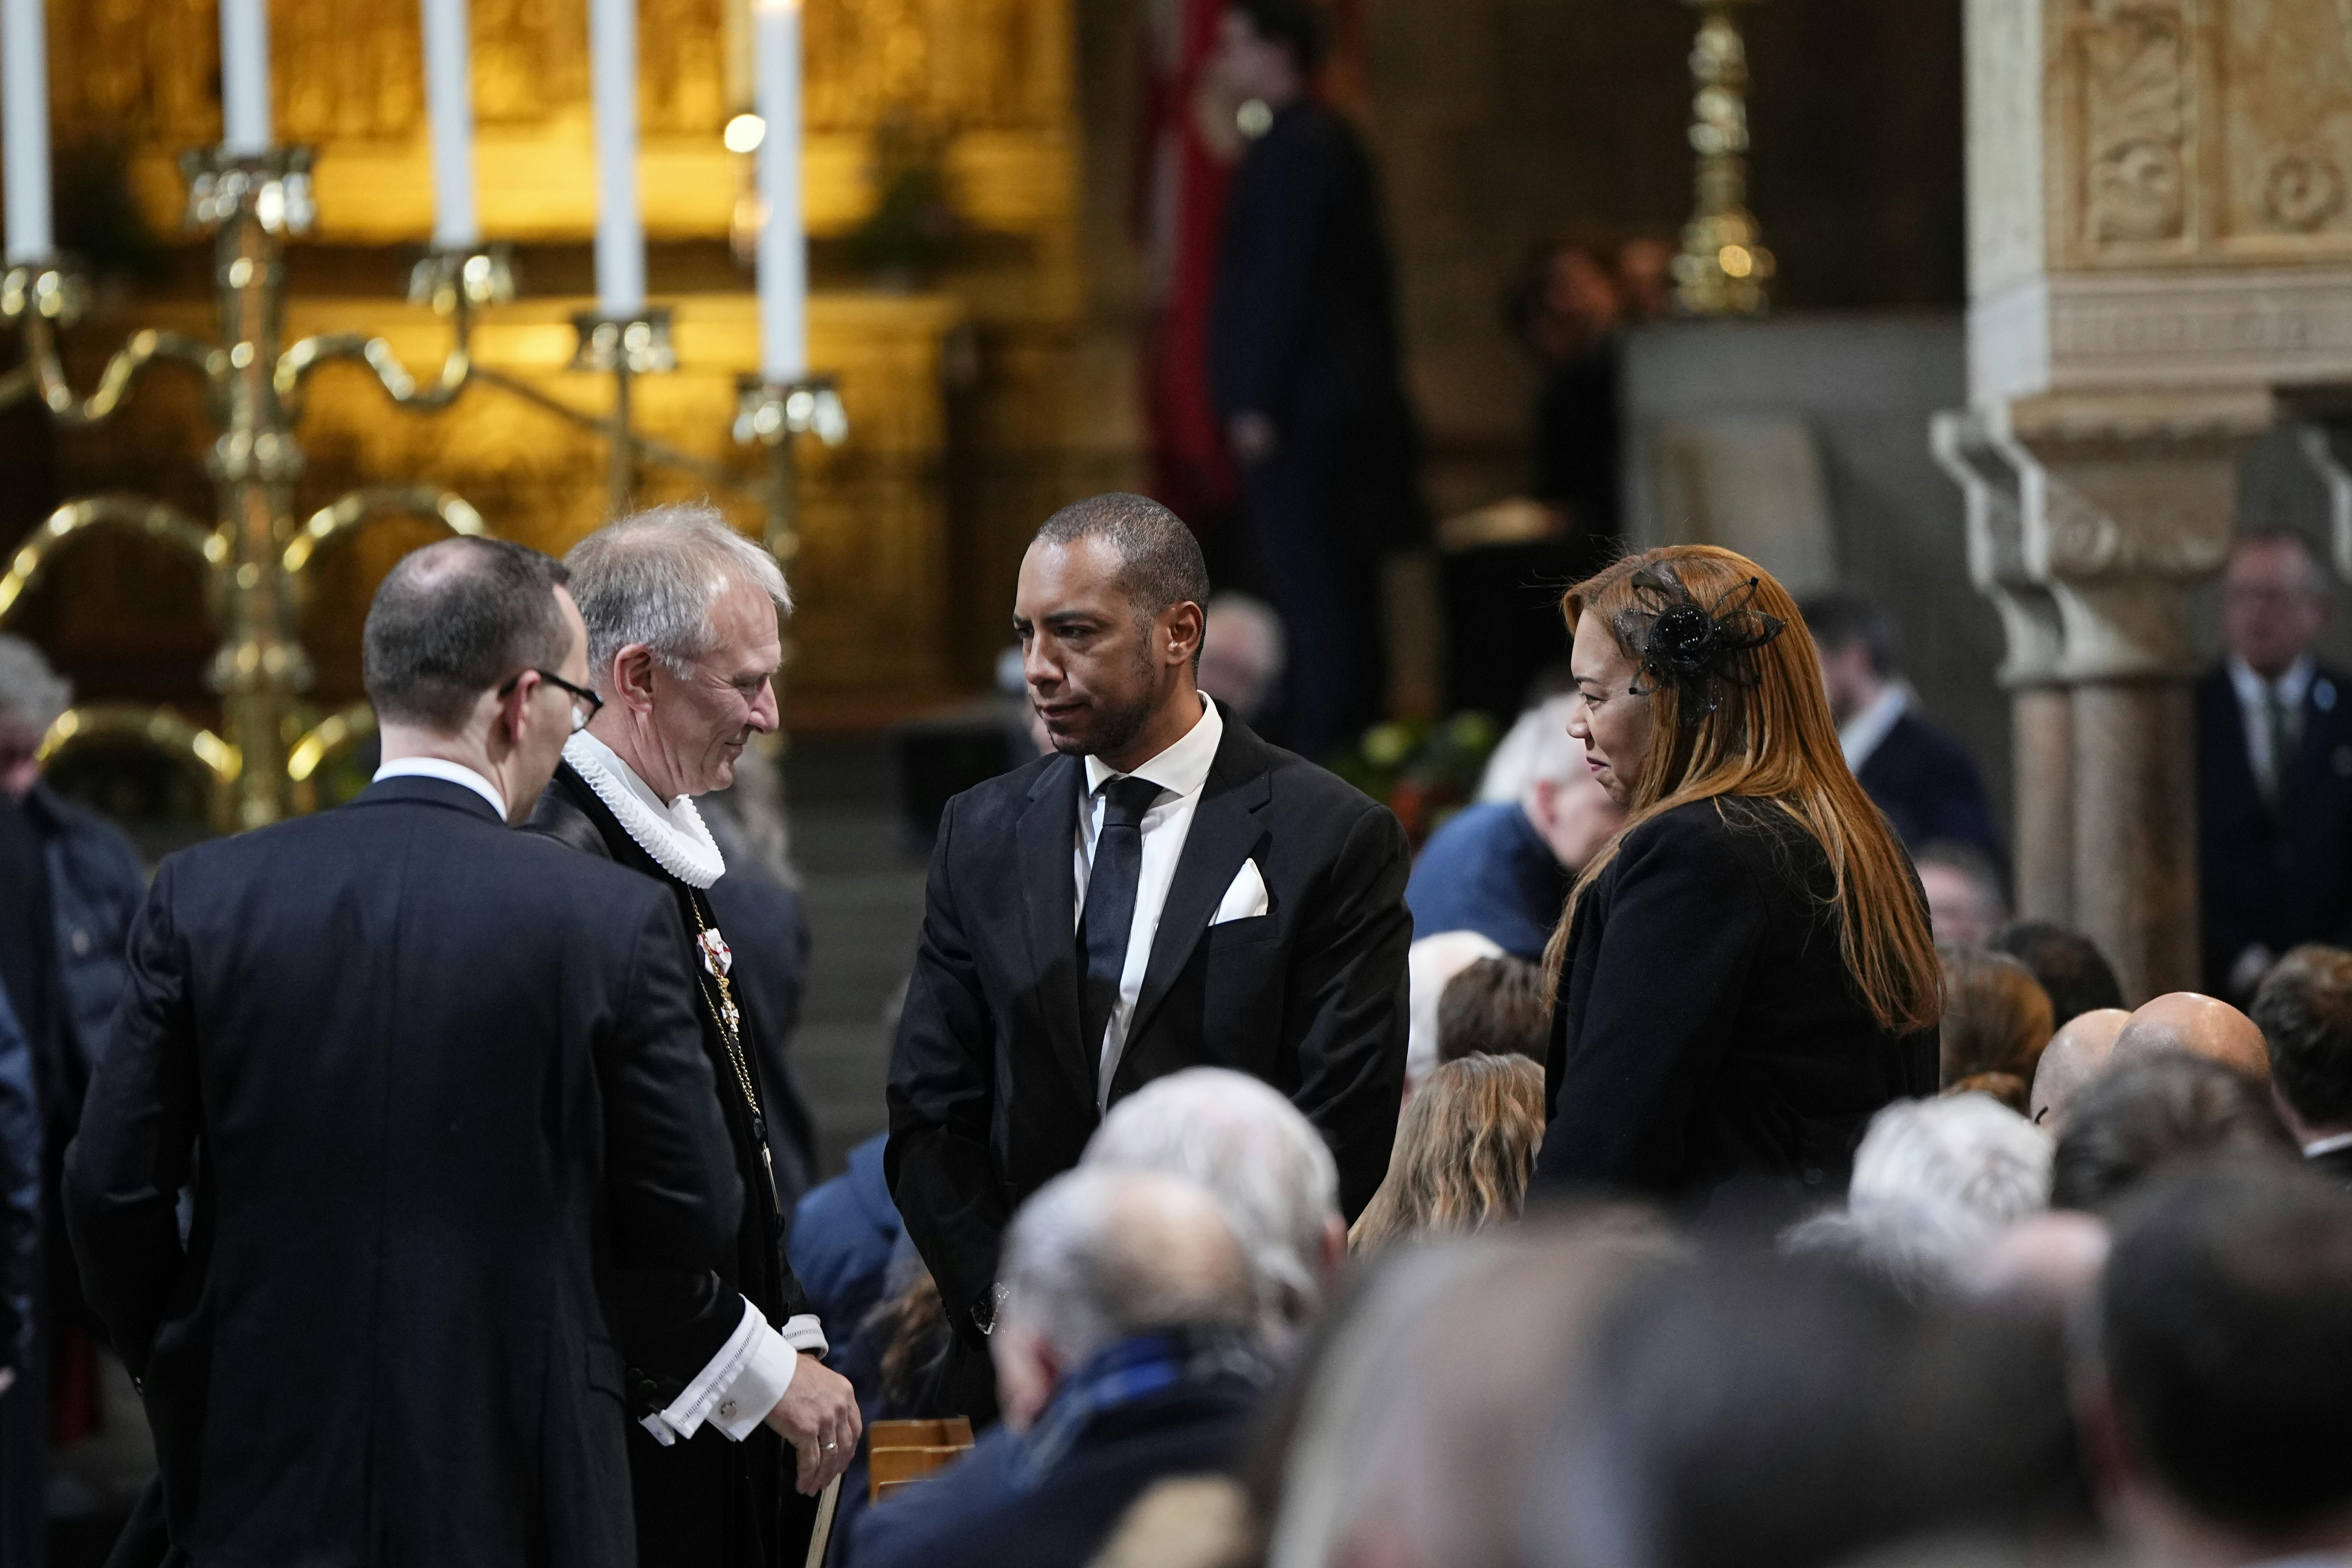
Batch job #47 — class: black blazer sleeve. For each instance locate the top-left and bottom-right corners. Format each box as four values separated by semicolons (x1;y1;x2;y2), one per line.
885;796;1011;1344
64;860;200;1377
1285;804;1412;1219
1535;813;1771;1193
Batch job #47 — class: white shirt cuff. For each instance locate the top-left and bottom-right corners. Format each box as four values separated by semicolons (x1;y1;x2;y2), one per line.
637;1300;828;1447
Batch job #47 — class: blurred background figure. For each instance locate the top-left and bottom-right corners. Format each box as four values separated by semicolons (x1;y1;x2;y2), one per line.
1349;1054;1545;1254
1210;0;1423;762
1915;843;2007;950
2196;530;2352;1000
1801;590;1999;866
2028;1007;2130;1132
1988;920;2124;1028
847;1168;1266;1568
1615;233;1677;324
2246;943;2352;1184
1196;592;1288;735
2049;1052;2296;1213
2077;1160;2352;1568
2110;992;2271;1082
1936;948;2054;1113
1507;233;1624;574
1434;956;1550;1068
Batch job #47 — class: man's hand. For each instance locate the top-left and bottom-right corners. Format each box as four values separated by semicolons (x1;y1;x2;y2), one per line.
763;1354;862;1495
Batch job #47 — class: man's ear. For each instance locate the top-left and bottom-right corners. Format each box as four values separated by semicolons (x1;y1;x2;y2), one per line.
1164;601;1206;670
610;644;660;714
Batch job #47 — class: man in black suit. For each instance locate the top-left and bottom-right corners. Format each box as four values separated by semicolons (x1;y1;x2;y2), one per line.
63;537;745;1565
1801;589;2000;865
2196;530;2352;998
847;1166;1267;1568
889;492;1410;1418
1209;0;1422;760
2248;943;2352;1186
524;503;858;1568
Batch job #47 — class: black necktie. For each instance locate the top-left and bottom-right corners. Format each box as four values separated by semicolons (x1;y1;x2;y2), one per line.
1077;775;1163;1069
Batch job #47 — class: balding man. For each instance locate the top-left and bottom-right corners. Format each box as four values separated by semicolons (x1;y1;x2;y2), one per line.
526;504;857;1568
2030;1007;2129;1131
2111;992;2270;1082
66;539;741;1565
847;1167;1267;1568
890;492;1410;1421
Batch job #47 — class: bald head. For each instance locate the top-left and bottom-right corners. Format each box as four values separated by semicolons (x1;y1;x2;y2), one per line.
2112;992;2270;1082
2030;1006;2128;1131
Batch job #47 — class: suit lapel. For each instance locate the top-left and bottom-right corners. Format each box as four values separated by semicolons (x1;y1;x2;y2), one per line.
1125;730;1272;1053
1017;756;1096;1107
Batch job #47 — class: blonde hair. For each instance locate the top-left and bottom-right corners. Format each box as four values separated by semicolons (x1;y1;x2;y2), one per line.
1545;546;1943;1038
1349;1055;1545;1254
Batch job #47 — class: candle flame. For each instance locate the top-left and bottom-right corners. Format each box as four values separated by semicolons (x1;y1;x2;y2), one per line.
725;114;766;154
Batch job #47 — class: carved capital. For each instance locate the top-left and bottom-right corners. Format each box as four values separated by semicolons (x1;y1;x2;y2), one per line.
1932;406;2069;687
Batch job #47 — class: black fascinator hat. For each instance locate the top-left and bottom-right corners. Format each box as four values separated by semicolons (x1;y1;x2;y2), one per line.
1611;565;1787;726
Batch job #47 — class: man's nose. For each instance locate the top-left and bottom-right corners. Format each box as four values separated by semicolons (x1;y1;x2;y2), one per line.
749;678;780;734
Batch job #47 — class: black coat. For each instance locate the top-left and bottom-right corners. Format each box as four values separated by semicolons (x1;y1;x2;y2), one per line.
2195;663;2352;990
527;763;822;1568
62;776;741;1568
1535;797;1938;1206
886;709;1410;1343
1854;710;2001;865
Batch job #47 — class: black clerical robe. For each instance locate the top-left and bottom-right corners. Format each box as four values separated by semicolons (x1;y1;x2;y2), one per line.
528;761;822;1568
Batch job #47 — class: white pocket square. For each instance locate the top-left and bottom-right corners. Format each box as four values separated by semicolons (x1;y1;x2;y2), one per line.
1210;858;1271;924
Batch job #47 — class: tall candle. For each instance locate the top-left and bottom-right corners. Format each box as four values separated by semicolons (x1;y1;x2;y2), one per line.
220;0;272;155
1;0;52;262
753;0;805;384
588;0;644;316
420;0;478;250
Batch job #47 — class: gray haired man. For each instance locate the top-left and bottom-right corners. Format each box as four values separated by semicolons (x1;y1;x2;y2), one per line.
525;503;858;1568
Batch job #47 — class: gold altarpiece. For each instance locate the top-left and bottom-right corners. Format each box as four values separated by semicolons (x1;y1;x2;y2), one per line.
22;0;1089;731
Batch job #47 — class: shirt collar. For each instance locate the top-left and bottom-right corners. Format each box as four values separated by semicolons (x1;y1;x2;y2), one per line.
1839;683;1909;773
2229;655;2316;709
569;728;683;817
2303;1130;2352;1159
372;756;507;820
1082;695;1223;802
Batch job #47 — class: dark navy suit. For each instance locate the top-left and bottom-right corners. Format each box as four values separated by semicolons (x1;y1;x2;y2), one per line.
2195;662;2352;992
1854;710;2001;864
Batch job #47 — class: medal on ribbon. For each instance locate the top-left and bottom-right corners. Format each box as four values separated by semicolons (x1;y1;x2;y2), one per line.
697;926;733;979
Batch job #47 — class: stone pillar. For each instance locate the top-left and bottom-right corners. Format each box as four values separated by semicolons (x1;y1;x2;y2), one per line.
1947;0;2352;998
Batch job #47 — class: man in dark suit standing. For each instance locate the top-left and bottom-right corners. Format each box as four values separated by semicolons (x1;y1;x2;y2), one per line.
2249;943;2352;1187
524;504;859;1568
1801;588;2001;864
2197;530;2352;998
1209;0;1422;761
889;492;1410;1418
64;538;746;1566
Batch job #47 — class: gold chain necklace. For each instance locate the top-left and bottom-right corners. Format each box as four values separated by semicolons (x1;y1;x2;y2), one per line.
686;892;781;1218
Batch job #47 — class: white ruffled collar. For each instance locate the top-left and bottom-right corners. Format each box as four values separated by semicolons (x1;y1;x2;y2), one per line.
563;730;727;889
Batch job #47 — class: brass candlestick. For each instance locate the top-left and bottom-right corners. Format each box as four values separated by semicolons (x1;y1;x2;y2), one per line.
1673;0;1776;316
570;309;678;516
733;374;848;568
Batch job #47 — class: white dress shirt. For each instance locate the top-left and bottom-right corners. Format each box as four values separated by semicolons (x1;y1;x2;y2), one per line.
1838;683;1909;775
2227;655;2316;789
372;756;507;818
1074;694;1225;1110
2304;1131;2352;1160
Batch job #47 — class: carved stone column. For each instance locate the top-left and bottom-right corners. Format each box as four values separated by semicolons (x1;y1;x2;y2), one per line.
1951;0;2352;999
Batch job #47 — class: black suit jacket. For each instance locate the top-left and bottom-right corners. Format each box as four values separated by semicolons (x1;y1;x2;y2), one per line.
2195;663;2352;990
1855;710;2001;864
1536;797;1939;1207
887;709;1410;1340
527;763;822;1568
62;777;741;1568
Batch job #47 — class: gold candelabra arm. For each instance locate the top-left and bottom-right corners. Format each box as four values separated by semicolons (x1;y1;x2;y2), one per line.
274;247;516;413
0;495;223;625
0;264;223;426
735;376;848;567
39;703;241;834
283;486;487;577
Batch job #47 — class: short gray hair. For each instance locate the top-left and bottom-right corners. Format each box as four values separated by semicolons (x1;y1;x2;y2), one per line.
999;1166;1255;1364
1083;1067;1340;1331
0;636;71;734
564;502;791;683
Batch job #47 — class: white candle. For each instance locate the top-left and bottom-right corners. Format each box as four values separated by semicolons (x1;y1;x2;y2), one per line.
420;0;478;250
754;0;806;384
1;0;52;263
588;0;644;316
220;0;272;155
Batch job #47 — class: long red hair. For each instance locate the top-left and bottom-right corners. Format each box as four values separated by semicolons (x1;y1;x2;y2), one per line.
1544;546;1943;1037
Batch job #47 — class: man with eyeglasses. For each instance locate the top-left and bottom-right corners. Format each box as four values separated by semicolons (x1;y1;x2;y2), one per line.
64;535;744;1565
526;503;858;1568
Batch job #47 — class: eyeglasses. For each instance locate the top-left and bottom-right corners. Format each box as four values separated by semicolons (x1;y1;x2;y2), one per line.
499;669;605;734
